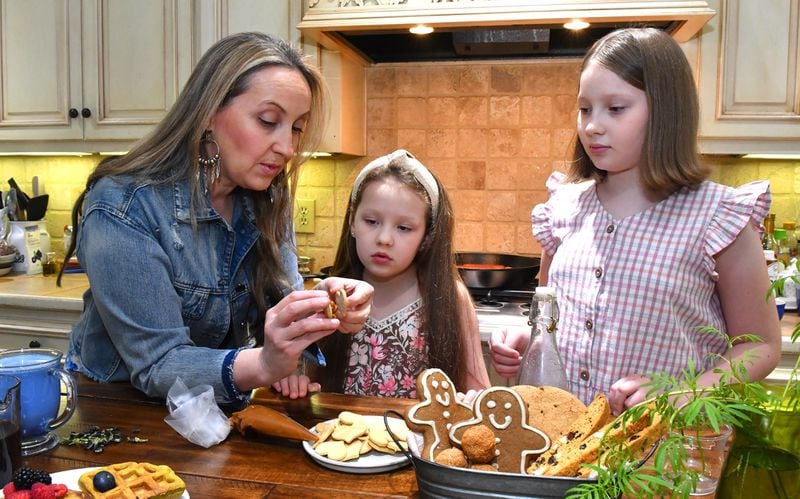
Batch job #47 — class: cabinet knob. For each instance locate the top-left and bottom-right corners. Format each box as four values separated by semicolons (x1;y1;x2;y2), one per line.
28;340;41;348
81;108;92;118
69;108;79;119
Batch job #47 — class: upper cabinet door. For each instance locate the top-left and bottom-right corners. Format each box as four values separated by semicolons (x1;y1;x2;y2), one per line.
0;0;193;148
193;0;299;59
696;0;800;154
81;0;194;140
0;0;82;140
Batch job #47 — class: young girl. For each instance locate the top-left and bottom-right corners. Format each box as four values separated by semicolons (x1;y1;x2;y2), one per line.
490;28;781;415
277;149;490;399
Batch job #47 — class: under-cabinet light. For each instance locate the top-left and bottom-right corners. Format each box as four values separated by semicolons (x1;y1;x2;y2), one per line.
409;25;434;35
564;19;590;30
0;151;93;157
741;153;800;160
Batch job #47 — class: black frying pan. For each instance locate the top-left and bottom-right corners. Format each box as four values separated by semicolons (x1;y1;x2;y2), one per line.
456;252;540;289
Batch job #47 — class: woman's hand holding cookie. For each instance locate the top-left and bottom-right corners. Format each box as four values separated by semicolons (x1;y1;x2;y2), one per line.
233;290;341;390
316;277;373;334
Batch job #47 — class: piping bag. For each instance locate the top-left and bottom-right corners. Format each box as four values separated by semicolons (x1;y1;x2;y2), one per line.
164;377;231;447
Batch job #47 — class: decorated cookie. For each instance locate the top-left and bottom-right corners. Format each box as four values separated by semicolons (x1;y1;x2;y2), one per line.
450;386;550;473
405;368;473;461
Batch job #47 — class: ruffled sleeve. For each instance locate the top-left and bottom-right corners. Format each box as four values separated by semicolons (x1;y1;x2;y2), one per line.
705;180;771;257
532;171;568;256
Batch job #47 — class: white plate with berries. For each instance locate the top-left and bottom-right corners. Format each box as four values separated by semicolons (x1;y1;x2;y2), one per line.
2;468;190;498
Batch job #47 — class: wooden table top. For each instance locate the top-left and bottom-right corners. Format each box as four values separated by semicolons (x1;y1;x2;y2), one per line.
22;375;419;498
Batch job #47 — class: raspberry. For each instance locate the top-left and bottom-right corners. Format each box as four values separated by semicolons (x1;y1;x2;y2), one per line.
50;484;68;498
6;489;31;499
3;482;17;495
30;485;56;499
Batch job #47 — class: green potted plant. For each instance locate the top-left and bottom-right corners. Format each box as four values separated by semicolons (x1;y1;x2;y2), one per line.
567;329;777;499
715;274;800;498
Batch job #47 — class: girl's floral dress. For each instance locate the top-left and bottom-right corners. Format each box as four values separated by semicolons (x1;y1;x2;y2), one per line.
342;299;428;398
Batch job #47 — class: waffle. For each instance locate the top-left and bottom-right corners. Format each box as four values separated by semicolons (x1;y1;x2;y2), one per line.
78;462;186;499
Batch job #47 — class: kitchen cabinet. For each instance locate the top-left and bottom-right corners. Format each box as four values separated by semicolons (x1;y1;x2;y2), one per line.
193;0;301;57
692;0;800;154
0;0;194;151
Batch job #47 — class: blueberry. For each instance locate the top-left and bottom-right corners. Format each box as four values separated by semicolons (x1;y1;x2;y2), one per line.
92;471;116;492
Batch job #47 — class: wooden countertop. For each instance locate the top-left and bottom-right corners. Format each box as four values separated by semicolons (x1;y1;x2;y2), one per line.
24;375;419;498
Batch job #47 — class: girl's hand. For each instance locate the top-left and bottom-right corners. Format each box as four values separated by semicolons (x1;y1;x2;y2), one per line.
258;290;342;382
316;277;374;334
609;374;652;416
272;374;320;400
488;328;531;379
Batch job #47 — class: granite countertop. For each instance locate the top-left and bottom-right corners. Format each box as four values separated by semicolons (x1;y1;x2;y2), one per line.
0;272;88;311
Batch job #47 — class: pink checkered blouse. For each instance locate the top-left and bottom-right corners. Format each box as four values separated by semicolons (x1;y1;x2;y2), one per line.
533;172;770;405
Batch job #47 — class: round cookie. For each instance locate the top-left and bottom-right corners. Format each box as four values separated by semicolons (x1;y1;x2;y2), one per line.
461;424;496;464
435;447;468;468
512;385;587;444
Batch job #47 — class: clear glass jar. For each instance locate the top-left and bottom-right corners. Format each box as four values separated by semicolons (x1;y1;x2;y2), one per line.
782;221;797;258
518;286;569;389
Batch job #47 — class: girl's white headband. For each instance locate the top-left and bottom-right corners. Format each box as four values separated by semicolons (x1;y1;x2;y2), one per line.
351;149;440;216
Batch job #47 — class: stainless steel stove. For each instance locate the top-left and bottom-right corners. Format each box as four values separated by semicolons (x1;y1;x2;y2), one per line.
472;288;534;341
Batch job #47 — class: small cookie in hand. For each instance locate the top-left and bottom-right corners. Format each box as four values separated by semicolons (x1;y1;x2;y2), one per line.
324;289;348;319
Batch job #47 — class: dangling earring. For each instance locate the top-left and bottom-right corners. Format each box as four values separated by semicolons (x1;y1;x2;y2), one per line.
199;130;221;187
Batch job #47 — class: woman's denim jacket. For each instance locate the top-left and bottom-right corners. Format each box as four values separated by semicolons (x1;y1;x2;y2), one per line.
66;174;302;404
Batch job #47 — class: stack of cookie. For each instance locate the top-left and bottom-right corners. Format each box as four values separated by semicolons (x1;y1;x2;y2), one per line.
405;368;665;478
313;411;409;462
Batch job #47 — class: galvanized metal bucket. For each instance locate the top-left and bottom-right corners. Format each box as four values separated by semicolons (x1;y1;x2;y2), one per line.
383;411;595;498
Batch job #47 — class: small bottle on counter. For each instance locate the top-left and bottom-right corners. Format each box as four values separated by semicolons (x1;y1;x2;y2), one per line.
518;286;569;390
42;252;57;276
763;213;777;254
63;225;73;253
782;221;798;259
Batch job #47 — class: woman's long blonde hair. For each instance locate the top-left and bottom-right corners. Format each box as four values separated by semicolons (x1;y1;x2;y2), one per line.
60;32;327;312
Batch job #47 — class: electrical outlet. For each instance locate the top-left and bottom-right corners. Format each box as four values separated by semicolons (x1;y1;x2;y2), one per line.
294;199;316;233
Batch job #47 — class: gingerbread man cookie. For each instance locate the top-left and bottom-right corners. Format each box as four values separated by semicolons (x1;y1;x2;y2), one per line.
450;386;550;473
405;368;473;461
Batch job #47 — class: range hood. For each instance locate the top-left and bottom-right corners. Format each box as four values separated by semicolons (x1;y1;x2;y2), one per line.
299;0;716;64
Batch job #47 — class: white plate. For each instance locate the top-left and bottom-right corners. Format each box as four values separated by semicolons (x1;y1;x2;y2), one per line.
2;467;190;498
302;415;412;474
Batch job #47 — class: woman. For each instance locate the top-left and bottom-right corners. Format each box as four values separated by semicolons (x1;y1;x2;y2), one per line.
60;32;373;406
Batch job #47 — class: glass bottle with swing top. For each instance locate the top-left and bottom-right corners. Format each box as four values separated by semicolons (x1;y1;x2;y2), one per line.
518;286;569;389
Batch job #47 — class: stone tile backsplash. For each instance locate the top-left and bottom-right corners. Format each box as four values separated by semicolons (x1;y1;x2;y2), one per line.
2;60;798;273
